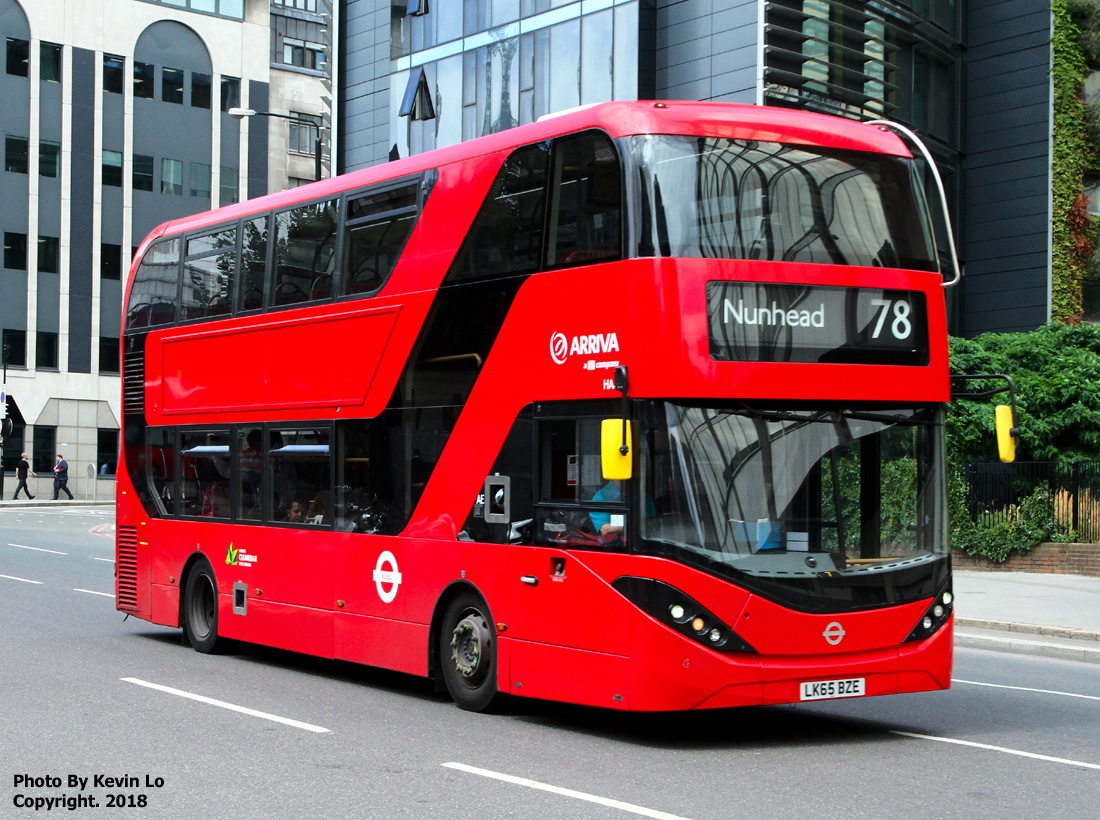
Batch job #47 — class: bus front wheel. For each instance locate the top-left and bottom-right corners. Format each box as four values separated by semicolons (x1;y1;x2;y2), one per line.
440;593;500;712
183;561;224;654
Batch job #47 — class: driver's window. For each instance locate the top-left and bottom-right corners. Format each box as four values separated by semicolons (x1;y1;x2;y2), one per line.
536;417;627;548
342;180;421;297
272;198;338;307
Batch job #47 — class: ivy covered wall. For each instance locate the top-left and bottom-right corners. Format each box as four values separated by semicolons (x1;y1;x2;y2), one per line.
1056;0;1100;322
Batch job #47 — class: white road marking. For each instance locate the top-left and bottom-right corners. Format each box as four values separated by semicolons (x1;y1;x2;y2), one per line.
442;762;693;820
7;543;67;555
892;731;1100;771
92;557;115;563
955;678;1100;703
121;678;331;734
0;574;43;584
74;588;115;598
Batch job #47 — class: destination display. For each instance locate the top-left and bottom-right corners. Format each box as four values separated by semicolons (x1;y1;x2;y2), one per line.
707;282;929;365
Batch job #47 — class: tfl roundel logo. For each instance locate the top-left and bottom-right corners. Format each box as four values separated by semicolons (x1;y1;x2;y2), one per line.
550;332;568;365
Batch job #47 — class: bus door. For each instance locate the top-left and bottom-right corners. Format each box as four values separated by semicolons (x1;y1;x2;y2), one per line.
504;413;634;705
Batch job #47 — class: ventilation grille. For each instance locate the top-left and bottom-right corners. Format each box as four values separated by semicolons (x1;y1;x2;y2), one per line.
122;346;145;415
116;526;139;611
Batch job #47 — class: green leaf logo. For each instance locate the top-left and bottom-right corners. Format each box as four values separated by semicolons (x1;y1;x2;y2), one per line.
225;543;238;566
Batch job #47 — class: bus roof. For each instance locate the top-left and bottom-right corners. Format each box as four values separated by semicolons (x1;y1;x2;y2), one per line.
150;100;912;243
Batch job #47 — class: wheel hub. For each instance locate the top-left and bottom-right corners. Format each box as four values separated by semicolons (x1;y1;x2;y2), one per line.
450;614;490;683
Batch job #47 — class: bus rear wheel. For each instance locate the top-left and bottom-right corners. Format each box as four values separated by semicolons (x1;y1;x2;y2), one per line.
440;593;500;712
183;560;224;654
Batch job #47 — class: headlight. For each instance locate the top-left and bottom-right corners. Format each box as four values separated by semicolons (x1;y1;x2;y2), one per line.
612;577;756;654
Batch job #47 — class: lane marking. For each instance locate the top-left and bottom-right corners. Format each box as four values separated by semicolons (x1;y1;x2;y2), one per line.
92;557;115;563
0;574;44;585
955;679;1100;703
442;762;693;820
121;678;331;734
7;543;67;555
74;588;115;598
892;731;1100;771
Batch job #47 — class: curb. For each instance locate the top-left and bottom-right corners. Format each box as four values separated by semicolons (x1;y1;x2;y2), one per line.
0;500;113;509
956;617;1100;643
956;630;1100;664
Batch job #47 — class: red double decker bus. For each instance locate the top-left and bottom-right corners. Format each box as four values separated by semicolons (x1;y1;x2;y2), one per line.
117;101;955;712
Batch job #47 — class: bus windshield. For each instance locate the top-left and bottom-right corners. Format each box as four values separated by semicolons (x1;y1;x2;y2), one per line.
639;402;946;612
627;135;938;272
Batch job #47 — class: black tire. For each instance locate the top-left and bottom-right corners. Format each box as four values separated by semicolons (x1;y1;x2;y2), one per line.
439;592;501;712
183;560;224;654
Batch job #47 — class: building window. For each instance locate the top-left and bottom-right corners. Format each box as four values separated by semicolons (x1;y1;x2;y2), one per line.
2;426;24;474
32;426;55;474
133;155;154;192
220;76;240;112
282;39;325;71
162;67;184;104
289;113;322;155
6;37;29;77
36;332;59;370
38;236;59;274
288;177;313;188
97;429;119;476
274;0;318;11
99;337;120;374
133;61;154;99
192;72;212;109
40;141;60;178
40;43;61;83
102;243;122;280
5;135;28;173
220;166;238;205
162;159;183;195
2;328;27;368
4;232;27;270
190;163;211;199
103;150;123;187
103;54;124;94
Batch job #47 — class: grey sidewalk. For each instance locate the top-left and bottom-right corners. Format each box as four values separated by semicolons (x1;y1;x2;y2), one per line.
954;570;1100;664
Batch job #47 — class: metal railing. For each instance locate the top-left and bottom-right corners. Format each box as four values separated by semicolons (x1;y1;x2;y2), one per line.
964;461;1100;543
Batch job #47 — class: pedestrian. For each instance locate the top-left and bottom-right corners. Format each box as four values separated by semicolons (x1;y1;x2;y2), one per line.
53;454;73;500
12;452;35;500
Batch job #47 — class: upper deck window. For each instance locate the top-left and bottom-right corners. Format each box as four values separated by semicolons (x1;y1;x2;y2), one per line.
343;181;420;296
182;227;237;320
272;199;338;306
628;136;937;272
126;238;180;330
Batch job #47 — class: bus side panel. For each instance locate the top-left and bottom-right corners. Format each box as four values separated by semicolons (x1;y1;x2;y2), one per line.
507;640;630;711
150;582;180;627
227;597;334;658
334;614;429;677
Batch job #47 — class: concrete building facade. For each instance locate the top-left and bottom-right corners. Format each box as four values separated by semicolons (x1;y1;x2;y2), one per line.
0;0;331;498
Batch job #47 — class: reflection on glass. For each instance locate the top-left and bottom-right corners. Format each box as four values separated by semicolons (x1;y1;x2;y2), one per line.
640;402;944;574
629;135;938;271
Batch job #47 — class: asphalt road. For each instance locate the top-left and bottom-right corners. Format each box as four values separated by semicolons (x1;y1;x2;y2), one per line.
2;507;1098;819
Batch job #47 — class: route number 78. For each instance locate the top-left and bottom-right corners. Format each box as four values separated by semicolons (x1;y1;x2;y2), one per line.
870;298;913;340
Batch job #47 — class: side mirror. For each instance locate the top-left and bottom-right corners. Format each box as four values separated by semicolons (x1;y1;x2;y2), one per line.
601;419;632;480
995;404;1016;463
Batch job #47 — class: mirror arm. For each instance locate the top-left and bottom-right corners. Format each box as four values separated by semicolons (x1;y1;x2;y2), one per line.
614;365;630;455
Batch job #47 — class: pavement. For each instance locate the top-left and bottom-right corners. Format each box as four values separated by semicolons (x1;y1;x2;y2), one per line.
1;498;1097;663
954;570;1100;664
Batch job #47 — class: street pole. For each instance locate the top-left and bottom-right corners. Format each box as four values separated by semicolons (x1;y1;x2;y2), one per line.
227;108;327;183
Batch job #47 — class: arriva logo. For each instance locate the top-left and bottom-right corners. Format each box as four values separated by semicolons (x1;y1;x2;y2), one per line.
549;331;620;364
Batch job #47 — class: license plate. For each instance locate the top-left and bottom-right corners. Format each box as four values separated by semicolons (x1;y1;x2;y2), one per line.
799;677;866;701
